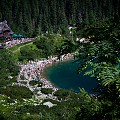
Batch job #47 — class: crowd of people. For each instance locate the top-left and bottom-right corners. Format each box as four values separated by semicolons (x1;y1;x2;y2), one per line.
17;58;59;91
5;36;74;97
17;53;74;93
5;38;33;48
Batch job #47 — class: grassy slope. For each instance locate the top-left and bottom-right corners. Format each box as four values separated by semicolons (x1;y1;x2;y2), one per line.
8;41;33;60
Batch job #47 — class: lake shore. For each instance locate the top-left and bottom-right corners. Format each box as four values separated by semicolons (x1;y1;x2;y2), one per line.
41;55;98;94
41;54;74;86
16;53;74;99
39;53;75;89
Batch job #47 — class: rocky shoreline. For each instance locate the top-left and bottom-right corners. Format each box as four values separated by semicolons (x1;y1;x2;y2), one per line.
16;53;74;100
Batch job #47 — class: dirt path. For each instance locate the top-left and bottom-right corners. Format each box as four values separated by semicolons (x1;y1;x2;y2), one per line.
12;42;33;53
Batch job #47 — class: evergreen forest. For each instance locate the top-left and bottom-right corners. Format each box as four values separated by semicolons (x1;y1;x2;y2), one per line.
0;0;120;120
0;0;120;36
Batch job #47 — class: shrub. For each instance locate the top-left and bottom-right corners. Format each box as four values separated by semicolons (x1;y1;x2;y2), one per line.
29;80;43;87
0;85;33;100
41;88;53;94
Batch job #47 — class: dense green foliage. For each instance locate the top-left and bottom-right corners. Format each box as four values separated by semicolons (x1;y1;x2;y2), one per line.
18;43;39;61
0;49;33;100
41;88;53;94
0;49;19;87
29;80;43;87
0;1;120;120
54;89;71;100
0;89;102;120
76;19;120;119
0;85;33;100
0;0;119;36
18;34;77;61
1;20;120;120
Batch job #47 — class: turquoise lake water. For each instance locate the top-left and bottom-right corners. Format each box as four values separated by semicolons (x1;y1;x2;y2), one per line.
43;59;98;94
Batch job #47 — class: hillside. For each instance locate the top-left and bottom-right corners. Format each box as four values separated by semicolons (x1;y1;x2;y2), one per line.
0;0;119;36
0;0;120;120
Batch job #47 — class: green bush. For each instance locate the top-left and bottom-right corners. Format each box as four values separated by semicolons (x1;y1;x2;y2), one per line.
54;89;70;100
0;85;33;100
0;49;19;88
41;88;53;94
29;80;43;87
